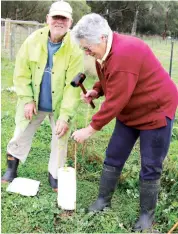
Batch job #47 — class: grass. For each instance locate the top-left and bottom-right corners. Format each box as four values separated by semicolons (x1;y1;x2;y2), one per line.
1;38;178;233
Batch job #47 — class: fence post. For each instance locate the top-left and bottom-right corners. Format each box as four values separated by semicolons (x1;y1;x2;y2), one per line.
10;24;15;60
4;18;11;49
169;41;174;78
2;19;45;60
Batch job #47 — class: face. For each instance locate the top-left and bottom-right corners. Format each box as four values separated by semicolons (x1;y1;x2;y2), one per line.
79;37;107;60
47;15;72;41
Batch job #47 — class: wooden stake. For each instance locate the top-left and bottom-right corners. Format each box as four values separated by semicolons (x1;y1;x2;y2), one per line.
85;103;90;127
98;99;102;111
82;104;90;158
167;221;178;234
74;141;77;172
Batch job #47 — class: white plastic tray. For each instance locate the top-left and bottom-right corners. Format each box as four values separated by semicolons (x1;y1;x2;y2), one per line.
6;177;40;196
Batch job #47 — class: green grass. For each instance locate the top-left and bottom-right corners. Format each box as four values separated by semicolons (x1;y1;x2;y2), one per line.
1;38;178;233
1;57;14;89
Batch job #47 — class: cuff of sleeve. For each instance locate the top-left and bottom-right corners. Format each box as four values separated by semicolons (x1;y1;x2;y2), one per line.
19;96;34;104
58;115;70;124
90;121;102;131
93;88;104;99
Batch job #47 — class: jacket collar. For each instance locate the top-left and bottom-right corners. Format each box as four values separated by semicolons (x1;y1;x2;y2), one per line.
40;26;70;53
97;28;113;64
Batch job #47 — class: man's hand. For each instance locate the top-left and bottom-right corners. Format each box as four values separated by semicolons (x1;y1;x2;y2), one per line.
55;120;69;138
81;90;98;104
24;101;37;121
72;125;97;143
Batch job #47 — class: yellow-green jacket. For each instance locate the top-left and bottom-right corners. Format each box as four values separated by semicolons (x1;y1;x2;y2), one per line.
13;26;84;130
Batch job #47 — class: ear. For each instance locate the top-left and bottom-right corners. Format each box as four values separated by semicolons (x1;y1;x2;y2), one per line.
46;14;49;24
101;35;107;42
69;19;73;29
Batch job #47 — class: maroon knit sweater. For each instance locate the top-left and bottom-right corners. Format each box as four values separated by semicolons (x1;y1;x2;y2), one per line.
90;33;178;130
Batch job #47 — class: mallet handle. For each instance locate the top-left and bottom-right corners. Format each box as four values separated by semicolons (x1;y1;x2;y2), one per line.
79;84;95;109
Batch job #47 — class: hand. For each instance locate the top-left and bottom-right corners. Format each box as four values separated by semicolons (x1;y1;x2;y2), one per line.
81;90;98;104
72;125;97;143
24;101;37;121
55;120;69;138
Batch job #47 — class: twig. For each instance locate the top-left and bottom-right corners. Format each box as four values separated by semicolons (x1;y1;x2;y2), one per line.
74;141;77;173
85;103;90;127
168;221;178;234
98;99;102;111
82;104;90;158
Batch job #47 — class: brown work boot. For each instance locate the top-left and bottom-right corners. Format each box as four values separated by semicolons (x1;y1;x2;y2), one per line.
48;173;58;192
2;153;19;183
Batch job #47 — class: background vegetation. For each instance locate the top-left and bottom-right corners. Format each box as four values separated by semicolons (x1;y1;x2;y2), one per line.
1;38;178;233
1;1;178;37
1;0;178;233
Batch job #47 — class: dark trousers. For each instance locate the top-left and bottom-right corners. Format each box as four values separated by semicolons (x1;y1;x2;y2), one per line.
105;117;174;180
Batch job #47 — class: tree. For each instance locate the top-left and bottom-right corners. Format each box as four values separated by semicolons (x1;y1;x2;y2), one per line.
68;0;90;25
86;1;178;37
130;1;152;35
1;1;51;22
166;1;178;38
86;1;152;34
137;1;178;37
1;1;90;24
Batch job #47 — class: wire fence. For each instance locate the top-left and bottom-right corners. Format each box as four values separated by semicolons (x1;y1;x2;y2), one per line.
1;18;177;79
1;18;45;60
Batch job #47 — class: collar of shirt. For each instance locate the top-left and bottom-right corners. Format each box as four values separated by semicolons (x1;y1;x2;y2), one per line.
48;29;70;47
48;37;62;45
97;28;113;65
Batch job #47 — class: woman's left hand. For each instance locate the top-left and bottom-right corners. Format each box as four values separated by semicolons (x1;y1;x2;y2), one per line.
72;125;97;143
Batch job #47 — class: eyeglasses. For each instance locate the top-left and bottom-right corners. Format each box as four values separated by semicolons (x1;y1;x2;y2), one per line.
81;46;92;53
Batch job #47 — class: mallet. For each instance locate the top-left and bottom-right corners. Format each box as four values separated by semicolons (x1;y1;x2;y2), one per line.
71;72;95;109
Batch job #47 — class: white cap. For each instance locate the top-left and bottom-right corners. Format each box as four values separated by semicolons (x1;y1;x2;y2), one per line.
49;1;72;20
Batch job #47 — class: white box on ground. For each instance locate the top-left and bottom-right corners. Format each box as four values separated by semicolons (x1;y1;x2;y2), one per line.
6;177;40;196
58;167;76;210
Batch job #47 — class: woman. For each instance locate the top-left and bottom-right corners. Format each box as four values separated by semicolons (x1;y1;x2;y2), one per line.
71;13;178;231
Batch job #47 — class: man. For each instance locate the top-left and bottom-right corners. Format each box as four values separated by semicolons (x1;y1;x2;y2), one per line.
2;1;84;192
71;13;178;231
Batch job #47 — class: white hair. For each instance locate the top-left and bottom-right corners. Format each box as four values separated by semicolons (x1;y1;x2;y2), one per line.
72;13;110;44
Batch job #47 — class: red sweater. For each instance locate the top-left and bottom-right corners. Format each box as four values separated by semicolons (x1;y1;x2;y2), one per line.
90;33;178;130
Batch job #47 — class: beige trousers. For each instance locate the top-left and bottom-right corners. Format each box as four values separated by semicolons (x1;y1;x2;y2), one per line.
7;111;69;179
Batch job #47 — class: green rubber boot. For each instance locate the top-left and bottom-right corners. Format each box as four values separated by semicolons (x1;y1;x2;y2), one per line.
133;179;160;232
2;153;19;182
88;164;121;212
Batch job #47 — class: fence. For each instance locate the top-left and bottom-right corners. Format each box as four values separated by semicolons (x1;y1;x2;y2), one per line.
1;18;97;76
1;18;177;77
1;18;45;60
